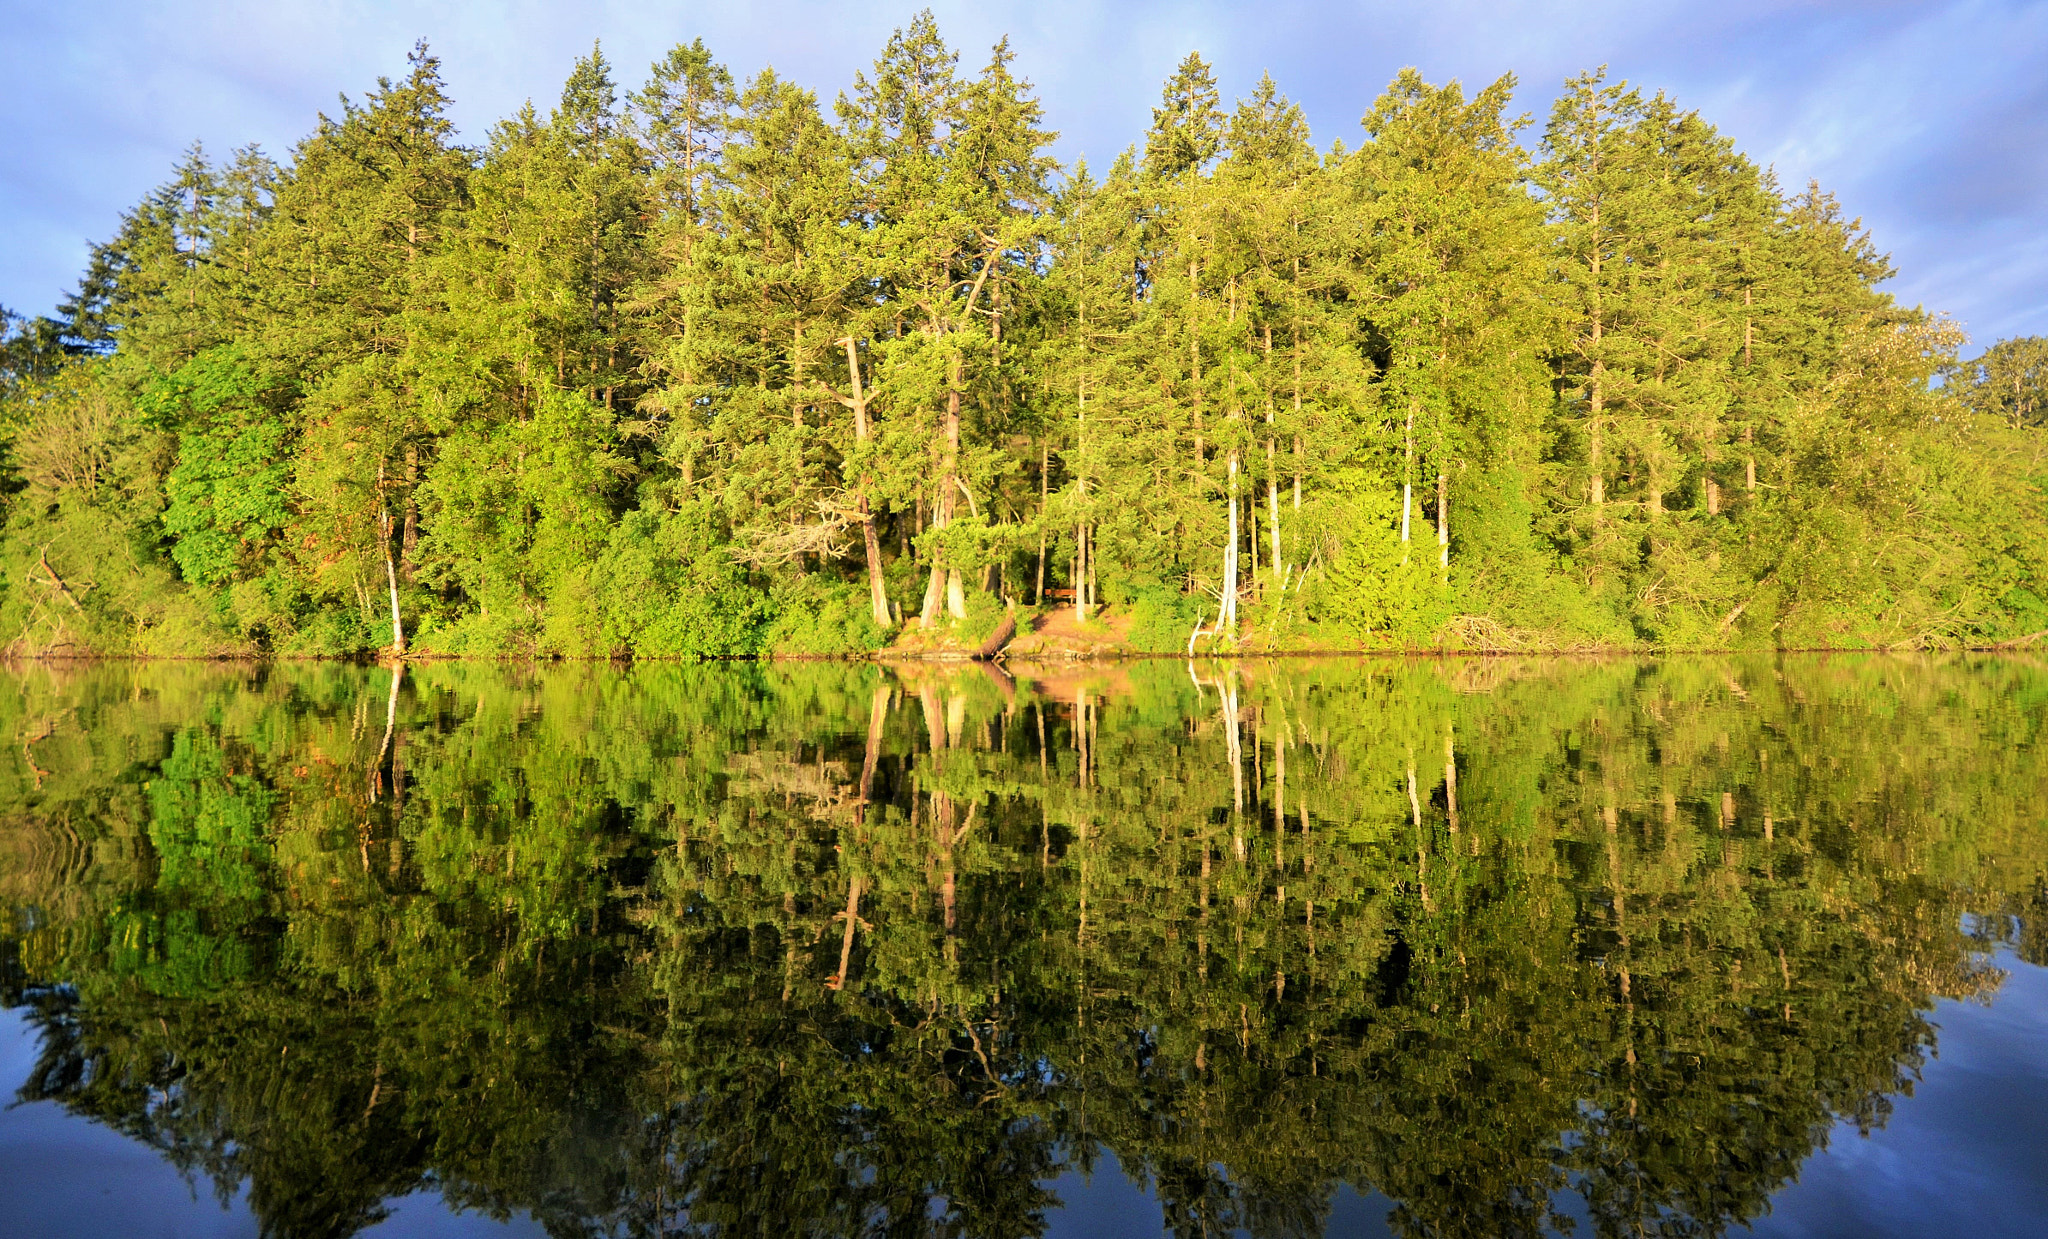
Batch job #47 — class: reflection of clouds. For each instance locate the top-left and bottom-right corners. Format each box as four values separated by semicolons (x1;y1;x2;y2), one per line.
4;1;2045;346
1752;950;2048;1237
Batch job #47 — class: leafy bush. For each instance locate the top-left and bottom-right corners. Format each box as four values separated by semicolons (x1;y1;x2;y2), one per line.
763;576;889;655
1128;585;1201;653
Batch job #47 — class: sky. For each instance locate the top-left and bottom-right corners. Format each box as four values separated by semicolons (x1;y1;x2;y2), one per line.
2;0;2043;350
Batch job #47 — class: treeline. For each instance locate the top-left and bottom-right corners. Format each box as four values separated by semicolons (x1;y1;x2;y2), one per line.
3;12;2047;657
4;657;2043;1235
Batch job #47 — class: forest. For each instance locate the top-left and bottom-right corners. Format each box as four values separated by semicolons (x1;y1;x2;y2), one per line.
2;11;2047;658
3;655;2044;1235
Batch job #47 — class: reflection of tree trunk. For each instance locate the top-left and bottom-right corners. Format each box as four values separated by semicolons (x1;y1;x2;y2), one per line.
861;684;887;803
827;875;862;991
1408;756;1429;911
919;686;946;751
1443;724;1458;833
1222;674;1244;819
936;792;958;933
946;694;966;750
372;664;403;804
1274;732;1286;871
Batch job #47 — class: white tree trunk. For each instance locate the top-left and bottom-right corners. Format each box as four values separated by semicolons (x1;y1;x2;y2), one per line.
1223;452;1241;633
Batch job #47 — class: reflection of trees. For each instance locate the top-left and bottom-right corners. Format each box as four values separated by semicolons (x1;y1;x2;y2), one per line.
1;655;2044;1238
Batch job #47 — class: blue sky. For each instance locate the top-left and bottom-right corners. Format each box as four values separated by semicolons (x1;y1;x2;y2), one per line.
3;1;2043;350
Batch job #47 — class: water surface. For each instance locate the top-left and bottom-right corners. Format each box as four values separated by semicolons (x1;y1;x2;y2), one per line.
2;655;2046;1237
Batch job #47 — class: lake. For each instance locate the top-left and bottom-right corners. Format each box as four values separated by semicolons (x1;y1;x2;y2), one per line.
2;655;2046;1238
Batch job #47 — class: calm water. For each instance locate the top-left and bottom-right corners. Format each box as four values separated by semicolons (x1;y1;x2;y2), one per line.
3;655;2047;1238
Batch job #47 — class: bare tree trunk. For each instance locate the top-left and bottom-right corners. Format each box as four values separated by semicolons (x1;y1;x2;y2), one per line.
378;458;406;658
843;337;891;628
1293;435;1302;511
1589;361;1606;506
1268;456;1282;582
1436;469;1449;571
1292;318;1303;513
1076;376;1089;624
919;557;946;627
1087;527;1097;615
1589;200;1606;507
401;444;419;582
1249;485;1259;583
1074;522;1088;624
1223;452;1241;633
1035;438;1048;605
1400;400;1415;557
936;355;967;622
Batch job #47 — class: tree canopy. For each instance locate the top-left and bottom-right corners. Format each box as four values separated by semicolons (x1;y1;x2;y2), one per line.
4;20;2043;658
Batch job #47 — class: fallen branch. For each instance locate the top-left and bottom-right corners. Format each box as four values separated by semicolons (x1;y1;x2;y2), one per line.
1717;573;1779;636
36;549;84;613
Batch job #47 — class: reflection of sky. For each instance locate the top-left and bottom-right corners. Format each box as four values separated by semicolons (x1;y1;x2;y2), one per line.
1;2;2043;352
3;950;2045;1236
0;1009;545;1237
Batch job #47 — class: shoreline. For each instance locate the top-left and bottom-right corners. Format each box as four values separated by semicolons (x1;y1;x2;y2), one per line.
4;643;2042;667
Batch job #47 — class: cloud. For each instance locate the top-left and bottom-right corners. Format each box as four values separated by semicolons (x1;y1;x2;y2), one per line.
2;1;2042;348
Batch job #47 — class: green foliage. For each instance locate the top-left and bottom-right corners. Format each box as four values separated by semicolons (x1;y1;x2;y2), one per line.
1126;583;1201;651
3;658;2046;1234
2;24;2039;656
141;347;293;588
762;574;889;655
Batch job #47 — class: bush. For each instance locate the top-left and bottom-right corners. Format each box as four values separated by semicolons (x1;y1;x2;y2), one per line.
540;505;769;659
1128;585;1201;653
762;576;889;655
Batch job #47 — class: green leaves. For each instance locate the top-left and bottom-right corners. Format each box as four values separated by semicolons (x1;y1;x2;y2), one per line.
6;29;2037;656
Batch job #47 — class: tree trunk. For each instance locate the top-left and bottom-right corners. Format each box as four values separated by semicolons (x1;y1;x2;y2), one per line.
1034;438;1048;605
919;557;946;628
925;354;966;626
384;548;406;657
1436;469;1449;571
401;444;419;582
1268;465;1282;582
842;337;891;628
861;505;888;621
1589;362;1606;505
1076;375;1089;623
1074;521;1088;624
1223;452;1241;634
1400;400;1415;555
378;458;406;658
